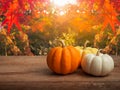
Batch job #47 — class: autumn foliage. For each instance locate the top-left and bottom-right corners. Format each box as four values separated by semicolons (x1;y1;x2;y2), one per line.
0;0;120;33
0;0;120;55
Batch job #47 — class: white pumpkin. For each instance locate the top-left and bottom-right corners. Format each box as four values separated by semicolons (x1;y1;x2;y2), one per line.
81;51;114;76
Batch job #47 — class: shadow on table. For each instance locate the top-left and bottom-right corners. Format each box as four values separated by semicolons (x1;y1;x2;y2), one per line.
31;67;108;78
0;67;111;79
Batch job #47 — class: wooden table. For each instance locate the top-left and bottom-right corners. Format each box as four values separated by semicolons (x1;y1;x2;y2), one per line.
0;56;120;90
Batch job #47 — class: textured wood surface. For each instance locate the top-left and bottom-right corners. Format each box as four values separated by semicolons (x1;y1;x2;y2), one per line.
0;56;120;90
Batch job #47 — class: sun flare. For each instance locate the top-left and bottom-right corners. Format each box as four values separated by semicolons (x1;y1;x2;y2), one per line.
59;11;65;16
50;0;77;7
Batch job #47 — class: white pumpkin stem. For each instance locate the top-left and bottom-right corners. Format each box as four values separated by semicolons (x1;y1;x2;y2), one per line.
96;49;102;56
59;40;66;47
83;40;90;49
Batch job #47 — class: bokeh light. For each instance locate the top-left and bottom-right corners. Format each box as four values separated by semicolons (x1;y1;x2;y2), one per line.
50;0;77;7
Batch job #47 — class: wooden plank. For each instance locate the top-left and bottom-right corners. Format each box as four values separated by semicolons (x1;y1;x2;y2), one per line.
0;56;120;90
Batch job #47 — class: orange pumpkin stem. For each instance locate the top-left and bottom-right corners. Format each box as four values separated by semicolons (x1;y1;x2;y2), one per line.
96;49;102;56
83;40;89;49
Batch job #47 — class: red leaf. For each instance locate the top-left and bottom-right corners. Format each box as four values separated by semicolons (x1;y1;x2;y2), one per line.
14;17;22;31
101;0;119;33
1;19;8;26
7;18;14;34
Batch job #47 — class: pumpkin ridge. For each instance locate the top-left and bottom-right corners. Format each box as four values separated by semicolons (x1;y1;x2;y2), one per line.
89;56;95;75
74;46;81;70
60;47;64;74
101;55;113;76
47;47;58;72
61;47;71;74
86;55;93;74
67;47;73;73
53;47;62;74
51;48;59;71
91;56;103;76
68;46;80;73
101;56;104;75
99;56;103;75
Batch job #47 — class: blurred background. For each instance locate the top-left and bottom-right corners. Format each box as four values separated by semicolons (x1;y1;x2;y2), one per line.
0;0;120;56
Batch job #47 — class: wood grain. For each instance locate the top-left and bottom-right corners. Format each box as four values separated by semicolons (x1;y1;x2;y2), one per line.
0;56;120;90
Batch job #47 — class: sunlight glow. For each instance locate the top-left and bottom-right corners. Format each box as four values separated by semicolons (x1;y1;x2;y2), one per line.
76;10;80;13
50;0;77;7
59;11;65;16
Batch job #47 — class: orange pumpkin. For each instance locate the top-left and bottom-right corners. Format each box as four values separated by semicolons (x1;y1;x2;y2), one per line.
47;41;81;74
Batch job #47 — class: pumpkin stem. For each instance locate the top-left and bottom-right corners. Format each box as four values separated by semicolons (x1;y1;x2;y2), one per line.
96;49;102;56
83;40;90;49
59;40;66;47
